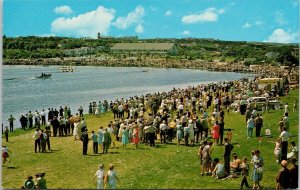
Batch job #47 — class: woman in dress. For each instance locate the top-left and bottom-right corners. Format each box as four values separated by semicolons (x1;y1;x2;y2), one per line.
97;126;104;148
94;164;105;189
104;164;119;189
73;119;81;140
121;127;129;148
132;125;139;149
176;122;183;146
251;149;264;189
211;121;220;145
188;119;195;146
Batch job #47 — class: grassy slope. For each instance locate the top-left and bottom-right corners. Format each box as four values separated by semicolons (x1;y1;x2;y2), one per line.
2;89;298;189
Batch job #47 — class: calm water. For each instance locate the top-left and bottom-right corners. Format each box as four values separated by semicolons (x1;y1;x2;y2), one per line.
2;65;253;128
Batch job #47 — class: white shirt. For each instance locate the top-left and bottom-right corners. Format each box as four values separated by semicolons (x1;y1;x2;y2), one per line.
280;131;290;142
159;123;167;131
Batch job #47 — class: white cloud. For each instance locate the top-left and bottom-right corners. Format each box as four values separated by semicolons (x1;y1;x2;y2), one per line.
242;22;252;29
51;6;115;38
275;11;288;26
54;5;73;14
113;6;145;30
182;30;190;36
264;28;298;43
135;24;144;33
181;7;225;24
165;10;172;16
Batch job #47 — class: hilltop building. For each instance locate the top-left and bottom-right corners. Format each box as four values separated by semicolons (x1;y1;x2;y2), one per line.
111;42;177;55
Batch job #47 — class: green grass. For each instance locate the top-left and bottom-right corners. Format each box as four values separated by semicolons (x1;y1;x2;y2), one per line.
2;89;298;189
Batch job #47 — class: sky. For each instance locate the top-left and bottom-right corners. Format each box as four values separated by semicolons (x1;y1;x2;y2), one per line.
3;0;300;43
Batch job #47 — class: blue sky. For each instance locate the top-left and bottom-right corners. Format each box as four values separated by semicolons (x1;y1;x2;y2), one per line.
3;0;299;43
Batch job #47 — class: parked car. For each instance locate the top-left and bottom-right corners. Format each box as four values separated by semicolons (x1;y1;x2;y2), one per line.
247;97;267;111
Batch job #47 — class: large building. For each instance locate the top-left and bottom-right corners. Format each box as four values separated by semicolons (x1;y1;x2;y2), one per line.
111;42;177;55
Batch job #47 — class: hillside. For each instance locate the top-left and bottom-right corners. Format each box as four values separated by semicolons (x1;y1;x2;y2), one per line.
3;36;299;67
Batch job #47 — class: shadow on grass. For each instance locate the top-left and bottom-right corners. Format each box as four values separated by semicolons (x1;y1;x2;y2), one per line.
49;149;61;152
6;166;19;169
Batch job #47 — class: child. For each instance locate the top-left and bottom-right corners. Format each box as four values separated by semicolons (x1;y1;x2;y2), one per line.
274;138;282;163
226;129;232;143
240;157;250;189
2;145;12;166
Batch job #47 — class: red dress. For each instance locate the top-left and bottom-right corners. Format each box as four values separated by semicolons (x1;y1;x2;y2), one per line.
212;124;220;139
132;128;139;144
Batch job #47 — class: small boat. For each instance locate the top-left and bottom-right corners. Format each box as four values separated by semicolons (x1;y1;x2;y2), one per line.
37;73;52;79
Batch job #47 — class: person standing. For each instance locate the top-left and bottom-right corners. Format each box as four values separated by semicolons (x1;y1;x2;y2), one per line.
279;127;290;161
45;125;51;150
289;158;298;189
40;130;47;153
224;137;234;175
246;115;255;138
211;121;220;145
103;128;111;154
4;126;9;142
81;129;89;155
240;157;250;189
40;110;46;126
7;115;15;132
94;164;105;189
251;150;264;190
78;106;84;117
176;122;183;146
28;111;33;129
219;117;225;145
132;125;139;149
121;127;129;148
97;126;104;150
276;160;290;189
91;131;98;154
148;124;156;147
33;129;41;153
282;113;289;131
20;114;28;130
254;114;263;137
159;120;167;143
104;164;120;189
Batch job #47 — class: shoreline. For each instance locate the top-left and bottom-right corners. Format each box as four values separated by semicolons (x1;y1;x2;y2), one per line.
2;58;280;75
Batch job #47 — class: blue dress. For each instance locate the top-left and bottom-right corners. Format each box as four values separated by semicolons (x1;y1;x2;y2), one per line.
122;129;129;145
97;130;103;145
251;155;263;182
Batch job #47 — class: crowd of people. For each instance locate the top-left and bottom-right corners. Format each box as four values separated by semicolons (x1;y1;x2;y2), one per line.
2;72;299;189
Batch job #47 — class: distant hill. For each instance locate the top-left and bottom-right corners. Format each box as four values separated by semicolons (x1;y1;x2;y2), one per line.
3;36;299;66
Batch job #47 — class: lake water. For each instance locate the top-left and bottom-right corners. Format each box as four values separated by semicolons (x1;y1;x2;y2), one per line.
2;65;253;128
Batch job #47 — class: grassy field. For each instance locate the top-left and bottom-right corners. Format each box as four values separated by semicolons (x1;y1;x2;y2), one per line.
2;89;299;189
